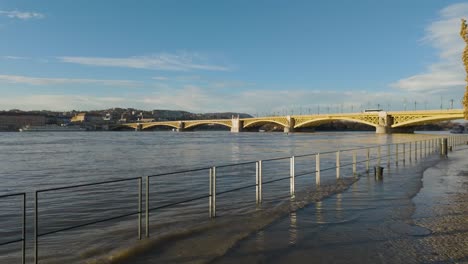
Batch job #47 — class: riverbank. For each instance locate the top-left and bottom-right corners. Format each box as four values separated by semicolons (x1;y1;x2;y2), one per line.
411;147;468;263
212;148;468;263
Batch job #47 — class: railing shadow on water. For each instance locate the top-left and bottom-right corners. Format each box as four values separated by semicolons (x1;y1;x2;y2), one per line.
0;135;466;263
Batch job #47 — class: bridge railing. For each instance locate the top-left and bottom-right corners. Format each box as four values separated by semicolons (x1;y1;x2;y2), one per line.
1;135;468;263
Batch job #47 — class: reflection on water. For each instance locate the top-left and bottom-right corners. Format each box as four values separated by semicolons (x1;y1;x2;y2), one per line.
315;201;323;224
335;193;343;221
255;230;265;253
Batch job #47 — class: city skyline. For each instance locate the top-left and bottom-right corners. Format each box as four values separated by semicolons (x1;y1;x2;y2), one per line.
0;1;467;114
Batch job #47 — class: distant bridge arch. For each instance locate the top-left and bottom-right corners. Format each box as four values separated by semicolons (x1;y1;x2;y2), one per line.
391;110;464;128
243;118;289;129
142;123;180;130
184;120;232;130
294;117;379;129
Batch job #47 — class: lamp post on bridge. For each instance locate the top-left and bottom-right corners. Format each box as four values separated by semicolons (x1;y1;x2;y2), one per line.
460;19;468;119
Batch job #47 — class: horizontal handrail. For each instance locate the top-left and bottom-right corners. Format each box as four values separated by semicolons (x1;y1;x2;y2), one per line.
0;192;25;199
0;238;24;247
36;177;141;193
217;183;257;196
148;194;210;212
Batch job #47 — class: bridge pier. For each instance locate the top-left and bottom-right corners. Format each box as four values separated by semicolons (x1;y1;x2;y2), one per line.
375;112;393;134
135;123;143;131
376;126;391;134
284;116;295;133
231;117;244;133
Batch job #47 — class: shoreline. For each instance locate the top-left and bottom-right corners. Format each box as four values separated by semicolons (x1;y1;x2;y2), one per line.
212;150;468;263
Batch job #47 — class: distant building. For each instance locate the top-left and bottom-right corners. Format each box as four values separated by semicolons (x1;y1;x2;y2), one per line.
103;113;112;121
70;113;103;123
0;113;46;131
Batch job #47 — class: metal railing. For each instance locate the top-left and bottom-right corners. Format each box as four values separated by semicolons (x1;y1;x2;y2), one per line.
0;192;26;264
1;135;467;263
33;177;142;263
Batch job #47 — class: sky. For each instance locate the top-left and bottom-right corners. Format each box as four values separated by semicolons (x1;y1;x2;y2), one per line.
0;0;467;115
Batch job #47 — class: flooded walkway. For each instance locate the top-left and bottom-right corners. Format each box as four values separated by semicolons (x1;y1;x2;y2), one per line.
214;149;468;264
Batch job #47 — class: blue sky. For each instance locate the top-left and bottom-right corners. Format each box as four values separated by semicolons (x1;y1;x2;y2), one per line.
0;0;467;114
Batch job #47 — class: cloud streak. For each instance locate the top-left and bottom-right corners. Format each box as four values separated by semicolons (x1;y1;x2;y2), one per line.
0;86;460;112
0;10;44;20
0;74;140;87
58;53;230;72
391;3;468;93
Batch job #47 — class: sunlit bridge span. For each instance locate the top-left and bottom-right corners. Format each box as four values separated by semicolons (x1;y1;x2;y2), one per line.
121;109;464;134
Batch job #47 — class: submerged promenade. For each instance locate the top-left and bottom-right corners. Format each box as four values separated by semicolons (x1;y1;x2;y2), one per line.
124;138;468;264
214;146;468;263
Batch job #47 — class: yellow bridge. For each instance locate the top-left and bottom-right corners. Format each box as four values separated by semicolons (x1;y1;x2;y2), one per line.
121;109;464;134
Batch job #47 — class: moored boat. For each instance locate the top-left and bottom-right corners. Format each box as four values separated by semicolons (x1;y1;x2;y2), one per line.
19;124;86;132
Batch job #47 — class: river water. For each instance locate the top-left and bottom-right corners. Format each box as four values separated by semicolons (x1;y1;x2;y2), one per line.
0;131;449;263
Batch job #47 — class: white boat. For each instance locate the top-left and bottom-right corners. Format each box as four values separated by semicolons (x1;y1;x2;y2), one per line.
19;124;86;132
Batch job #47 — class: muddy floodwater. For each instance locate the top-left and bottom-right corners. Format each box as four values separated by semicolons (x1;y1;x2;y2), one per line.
0;131;466;263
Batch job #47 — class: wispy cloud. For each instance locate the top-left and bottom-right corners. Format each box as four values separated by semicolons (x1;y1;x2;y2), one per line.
151;76;168;81
0;10;45;20
2;56;29;60
390;3;468;93
0;95;131;111
0;74;140;87
58;53;230;72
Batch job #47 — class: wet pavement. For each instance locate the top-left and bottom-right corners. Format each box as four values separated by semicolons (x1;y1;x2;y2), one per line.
214;149;468;264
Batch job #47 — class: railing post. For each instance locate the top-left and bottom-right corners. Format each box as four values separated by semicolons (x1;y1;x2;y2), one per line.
415;141;418;161
442;138;448;157
22;193;26;264
403;143;406;165
366;148;370;173
256;160;263;205
352;150;357;176
424;140;427;157
138;177;142;240
420;140;423;159
290;156;295;196
409;142;412;162
316;153;321;185
377;146;381;165
145;176;149;238
386;145;390;167
336;151;340;179
209;167;217;218
439;138;443;156
395;144;399;166
34;191;38;264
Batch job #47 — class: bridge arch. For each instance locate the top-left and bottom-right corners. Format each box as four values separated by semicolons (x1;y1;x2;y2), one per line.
142;123;180;130
391;114;464;128
242;119;288;129
294;117;379;128
184;121;232;130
